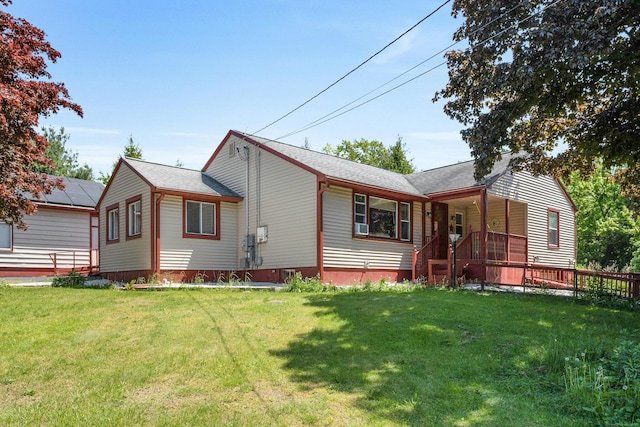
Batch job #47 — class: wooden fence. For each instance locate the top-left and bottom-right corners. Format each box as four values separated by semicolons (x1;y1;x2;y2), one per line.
525;265;640;301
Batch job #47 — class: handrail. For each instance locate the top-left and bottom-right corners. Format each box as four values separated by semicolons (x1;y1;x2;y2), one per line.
48;250;94;275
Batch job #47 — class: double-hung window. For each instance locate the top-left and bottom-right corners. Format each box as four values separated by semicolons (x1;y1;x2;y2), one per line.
548;209;559;248
0;222;12;251
185;200;216;237
106;205;119;243
400;202;411;241
127;197;142;239
354;193;411;242
454;212;464;237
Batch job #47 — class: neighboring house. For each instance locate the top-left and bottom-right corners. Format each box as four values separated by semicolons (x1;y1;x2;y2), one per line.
0;177;103;277
98;130;577;285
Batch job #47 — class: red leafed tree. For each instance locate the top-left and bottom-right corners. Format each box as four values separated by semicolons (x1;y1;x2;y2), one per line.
0;0;82;229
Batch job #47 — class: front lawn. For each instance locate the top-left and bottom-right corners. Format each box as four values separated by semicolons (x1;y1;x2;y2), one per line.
0;287;637;426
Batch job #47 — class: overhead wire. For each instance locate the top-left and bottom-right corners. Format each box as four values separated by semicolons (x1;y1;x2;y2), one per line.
275;0;562;139
252;0;453;135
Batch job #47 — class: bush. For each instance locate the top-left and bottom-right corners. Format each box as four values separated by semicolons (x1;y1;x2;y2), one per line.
564;338;640;425
285;273;333;292
51;271;86;288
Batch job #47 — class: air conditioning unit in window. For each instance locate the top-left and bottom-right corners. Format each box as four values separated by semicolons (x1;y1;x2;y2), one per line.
355;223;369;236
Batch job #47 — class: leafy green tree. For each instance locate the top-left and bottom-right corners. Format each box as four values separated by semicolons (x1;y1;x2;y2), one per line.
35;127;94;181
323;137;415;174
98;135;143;184
0;0;82;229
565;164;640;271
436;0;640;193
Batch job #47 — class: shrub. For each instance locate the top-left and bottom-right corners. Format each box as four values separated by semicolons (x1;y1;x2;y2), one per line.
51;271;86;288
286;273;333;292
564;338;640;425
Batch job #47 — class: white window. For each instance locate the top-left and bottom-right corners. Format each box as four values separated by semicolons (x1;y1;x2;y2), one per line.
0;222;12;250
400;202;411;241
354;194;366;225
186;201;215;235
455;212;464;237
548;210;559;248
107;208;119;242
128;200;141;237
354;194;411;241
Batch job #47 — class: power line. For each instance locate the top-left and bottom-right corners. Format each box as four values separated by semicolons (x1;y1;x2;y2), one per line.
252;0;453;135
276;0;561;139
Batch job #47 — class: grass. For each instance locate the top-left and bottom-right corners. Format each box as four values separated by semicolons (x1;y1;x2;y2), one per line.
0;286;638;426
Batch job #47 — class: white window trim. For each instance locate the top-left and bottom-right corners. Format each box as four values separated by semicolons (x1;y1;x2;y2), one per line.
400;202;411;241
107;208;119;241
128;200;141;236
548;210;559;248
0;222;12;251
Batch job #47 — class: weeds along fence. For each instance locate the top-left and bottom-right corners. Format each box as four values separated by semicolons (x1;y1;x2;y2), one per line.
525;265;640;301
575;270;640;301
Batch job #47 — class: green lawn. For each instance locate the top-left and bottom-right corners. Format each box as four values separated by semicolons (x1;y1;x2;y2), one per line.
0;286;637;426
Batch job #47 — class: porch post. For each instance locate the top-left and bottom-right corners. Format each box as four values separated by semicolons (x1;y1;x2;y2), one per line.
480;188;488;290
505;199;510;262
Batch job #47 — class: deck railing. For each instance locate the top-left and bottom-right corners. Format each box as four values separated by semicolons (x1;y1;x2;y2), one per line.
48;250;97;275
415;235;440;278
452;231;527;262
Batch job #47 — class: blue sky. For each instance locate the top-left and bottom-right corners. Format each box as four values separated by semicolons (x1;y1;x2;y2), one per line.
9;0;472;176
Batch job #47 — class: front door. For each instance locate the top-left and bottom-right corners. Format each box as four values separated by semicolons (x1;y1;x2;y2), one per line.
432;202;449;259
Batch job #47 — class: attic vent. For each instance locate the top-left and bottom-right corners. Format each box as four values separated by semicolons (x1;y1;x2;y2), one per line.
228;141;235;158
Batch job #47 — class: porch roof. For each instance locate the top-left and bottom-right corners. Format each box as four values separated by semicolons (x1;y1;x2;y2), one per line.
124;157;241;199
406;153;516;196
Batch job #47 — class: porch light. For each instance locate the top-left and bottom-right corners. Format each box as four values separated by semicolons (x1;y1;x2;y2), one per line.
449;227;461;286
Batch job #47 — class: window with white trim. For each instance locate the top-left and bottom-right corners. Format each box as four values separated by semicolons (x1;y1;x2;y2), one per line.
128;200;141;237
548;209;559;248
186;200;216;236
0;222;12;250
455;212;464;237
400;202;411;241
354;193;410;241
107;208;119;242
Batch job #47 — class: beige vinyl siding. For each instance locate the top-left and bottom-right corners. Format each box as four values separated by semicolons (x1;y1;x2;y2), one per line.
158;196;238;270
412;202;424;248
99;164;152;272
323;186;415;270
203;134;248;195
424;202;432;240
509;202;527;236
205;135;317;269
0;208;91;269
489;171;575;267
246;148;317;269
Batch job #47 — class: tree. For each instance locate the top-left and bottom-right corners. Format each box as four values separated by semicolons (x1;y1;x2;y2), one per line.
435;0;640;191
323;137;415;174
0;0;83;229
98;135;143;184
565;163;640;271
35;126;94;181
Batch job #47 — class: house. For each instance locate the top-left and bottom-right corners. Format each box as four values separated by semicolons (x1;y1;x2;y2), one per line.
0;177;103;277
97;130;576;285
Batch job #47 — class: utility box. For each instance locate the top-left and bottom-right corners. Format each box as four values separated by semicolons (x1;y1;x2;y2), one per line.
257;226;268;244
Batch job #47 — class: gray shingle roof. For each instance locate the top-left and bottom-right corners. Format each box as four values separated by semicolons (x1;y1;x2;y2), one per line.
29;177;104;208
406;153;516;195
236;132;423;196
123;158;241;198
